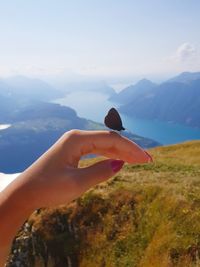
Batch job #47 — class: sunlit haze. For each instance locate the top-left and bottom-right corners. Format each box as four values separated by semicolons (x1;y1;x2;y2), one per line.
0;0;200;84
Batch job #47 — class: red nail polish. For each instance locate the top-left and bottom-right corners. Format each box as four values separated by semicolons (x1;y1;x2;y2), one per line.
144;150;153;162
111;160;124;173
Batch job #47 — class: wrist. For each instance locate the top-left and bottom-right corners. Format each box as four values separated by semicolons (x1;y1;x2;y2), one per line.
1;172;38;216
0;177;37;265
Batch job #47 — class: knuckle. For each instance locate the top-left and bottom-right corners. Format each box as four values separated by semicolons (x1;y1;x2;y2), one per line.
108;130;122;140
64;129;82;139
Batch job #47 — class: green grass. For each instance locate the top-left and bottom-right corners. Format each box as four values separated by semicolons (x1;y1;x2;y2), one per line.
7;140;200;267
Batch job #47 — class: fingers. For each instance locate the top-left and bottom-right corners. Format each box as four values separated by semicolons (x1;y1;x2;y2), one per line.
64;130;152;164
68;159;124;196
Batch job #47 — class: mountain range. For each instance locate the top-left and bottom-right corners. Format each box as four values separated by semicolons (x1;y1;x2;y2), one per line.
0;76;160;173
110;72;200;128
0;76;63;101
2;71;200;172
0;75;116;101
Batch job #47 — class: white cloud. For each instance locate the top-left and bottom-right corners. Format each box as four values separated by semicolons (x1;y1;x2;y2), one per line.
163;43;200;73
175;43;196;62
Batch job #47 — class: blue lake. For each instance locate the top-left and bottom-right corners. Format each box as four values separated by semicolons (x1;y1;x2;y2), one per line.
53;91;200;145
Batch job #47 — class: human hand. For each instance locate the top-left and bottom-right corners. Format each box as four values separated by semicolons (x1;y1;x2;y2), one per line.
8;130;152;209
0;130;152;264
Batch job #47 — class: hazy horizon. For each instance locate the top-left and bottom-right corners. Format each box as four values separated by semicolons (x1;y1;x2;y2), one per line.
1;71;198;93
0;0;199;81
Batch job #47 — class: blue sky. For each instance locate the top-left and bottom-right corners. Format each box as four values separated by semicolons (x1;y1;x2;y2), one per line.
0;0;199;81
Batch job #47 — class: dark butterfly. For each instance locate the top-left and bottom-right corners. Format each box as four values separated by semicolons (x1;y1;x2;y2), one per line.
104;107;125;131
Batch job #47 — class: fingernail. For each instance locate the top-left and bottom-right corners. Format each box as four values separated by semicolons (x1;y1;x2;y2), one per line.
144;150;153;162
111;160;124;173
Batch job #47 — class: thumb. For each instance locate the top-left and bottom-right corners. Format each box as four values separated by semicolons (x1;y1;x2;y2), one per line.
71;159;124;195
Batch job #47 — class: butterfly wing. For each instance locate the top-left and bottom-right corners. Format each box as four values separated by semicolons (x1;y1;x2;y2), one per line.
104;108;125;131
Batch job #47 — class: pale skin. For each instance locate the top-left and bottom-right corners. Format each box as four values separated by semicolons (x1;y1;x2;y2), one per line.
0;130;152;266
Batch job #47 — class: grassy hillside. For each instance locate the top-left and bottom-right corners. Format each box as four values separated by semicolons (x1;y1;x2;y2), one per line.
7;141;200;267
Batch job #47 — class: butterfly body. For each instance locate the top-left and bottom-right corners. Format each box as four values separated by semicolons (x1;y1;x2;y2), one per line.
104;108;125;131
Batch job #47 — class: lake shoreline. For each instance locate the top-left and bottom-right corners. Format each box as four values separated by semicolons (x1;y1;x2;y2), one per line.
52;91;200;145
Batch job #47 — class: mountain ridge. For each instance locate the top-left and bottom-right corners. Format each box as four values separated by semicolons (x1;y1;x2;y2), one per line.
0;75;63;101
166;71;200;84
118;72;200;128
109;78;157;104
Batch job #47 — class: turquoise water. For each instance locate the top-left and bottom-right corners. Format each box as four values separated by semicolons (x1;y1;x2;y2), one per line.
53;91;200;145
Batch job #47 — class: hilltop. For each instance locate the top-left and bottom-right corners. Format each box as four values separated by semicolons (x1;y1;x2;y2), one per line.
6;140;200;267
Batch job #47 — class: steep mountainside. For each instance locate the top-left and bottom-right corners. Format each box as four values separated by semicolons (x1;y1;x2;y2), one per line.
109;79;157;104
6;141;200;267
119;72;200;128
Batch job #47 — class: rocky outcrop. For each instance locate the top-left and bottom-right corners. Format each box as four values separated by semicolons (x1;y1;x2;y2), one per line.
6;208;80;267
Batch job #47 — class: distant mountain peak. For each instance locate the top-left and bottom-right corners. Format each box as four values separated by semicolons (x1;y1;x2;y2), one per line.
121;78;156;91
135;78;155;86
1;75;63;101
109;78;157;104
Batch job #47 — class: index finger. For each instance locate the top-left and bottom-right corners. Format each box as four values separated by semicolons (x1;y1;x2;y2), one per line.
65;130;152;164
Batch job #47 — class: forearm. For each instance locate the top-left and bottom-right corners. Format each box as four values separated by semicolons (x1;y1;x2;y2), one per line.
0;174;35;266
